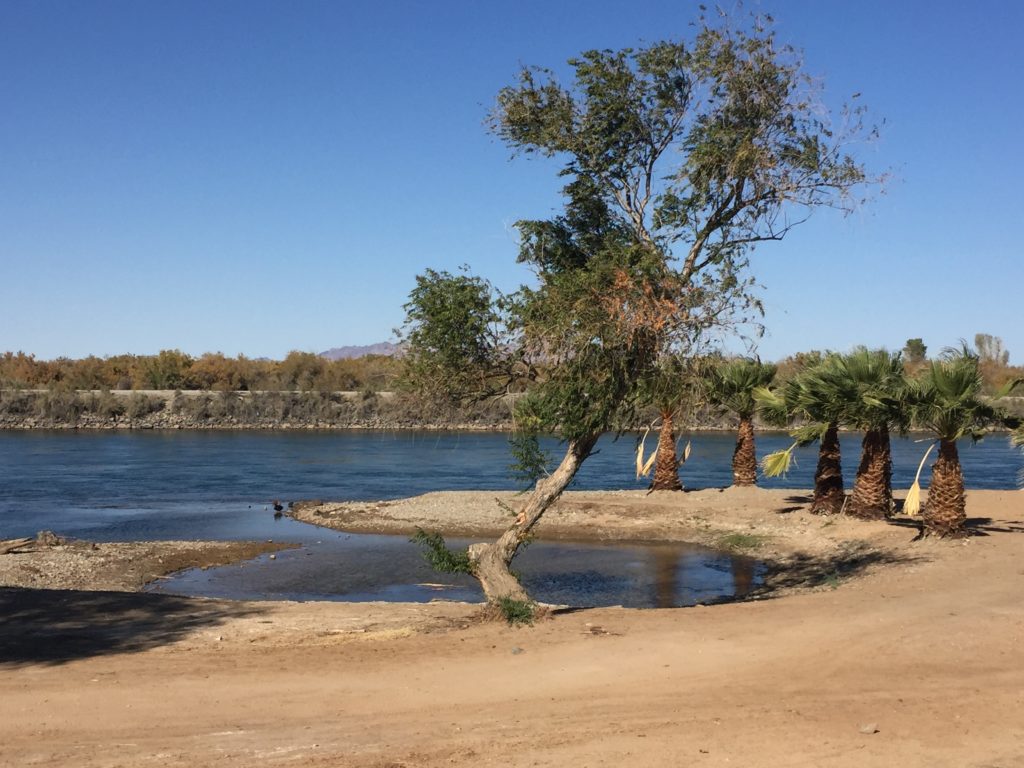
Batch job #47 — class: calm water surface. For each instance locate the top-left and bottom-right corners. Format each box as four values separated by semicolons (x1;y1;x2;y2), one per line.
1;429;1018;607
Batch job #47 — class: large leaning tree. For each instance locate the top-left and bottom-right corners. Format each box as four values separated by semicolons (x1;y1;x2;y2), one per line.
399;13;878;611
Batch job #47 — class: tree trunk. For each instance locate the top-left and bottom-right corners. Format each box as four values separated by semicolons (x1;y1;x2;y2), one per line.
922;439;966;537
848;426;893;519
467;433;600;603
732;416;757;486
811;421;844;515
651;409;682;491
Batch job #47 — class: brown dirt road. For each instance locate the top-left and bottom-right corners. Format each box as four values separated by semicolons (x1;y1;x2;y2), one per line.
2;488;1024;767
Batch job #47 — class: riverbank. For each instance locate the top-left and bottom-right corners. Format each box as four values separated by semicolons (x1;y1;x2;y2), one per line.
5;389;1023;432
0;388;509;430
2;489;1023;767
289;487;948;598
0;535;294;591
0;388;733;430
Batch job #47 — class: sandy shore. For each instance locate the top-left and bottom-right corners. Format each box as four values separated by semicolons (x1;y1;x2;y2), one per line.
2;488;1024;767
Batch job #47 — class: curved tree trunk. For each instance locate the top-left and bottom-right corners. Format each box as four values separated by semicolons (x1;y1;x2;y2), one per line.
732;416;757;486
468;433;599;604
651;409;682;491
922;439;966;537
811;421;844;515
848;426;893;519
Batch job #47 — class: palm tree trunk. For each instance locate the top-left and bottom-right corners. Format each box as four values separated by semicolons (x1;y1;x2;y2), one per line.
651;409;682;491
468;433;599;604
848;426;893;519
811;421;844;515
922;439;966;537
732;416;757;486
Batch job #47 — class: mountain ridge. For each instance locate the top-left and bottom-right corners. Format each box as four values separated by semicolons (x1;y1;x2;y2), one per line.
319;342;398;360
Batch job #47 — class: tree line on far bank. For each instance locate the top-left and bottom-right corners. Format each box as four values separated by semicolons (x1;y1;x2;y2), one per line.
2;332;1020;397
0;349;401;393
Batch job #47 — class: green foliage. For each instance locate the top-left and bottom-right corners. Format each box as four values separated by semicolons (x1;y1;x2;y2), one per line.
141;349;194;390
508;431;551;487
409;529;474;575
903;338;927;364
908;345;1019;442
397;268;511;405
706;358;777;419
830;348;908;432
0;349;403;393
718;532;765;551
495;597;537;626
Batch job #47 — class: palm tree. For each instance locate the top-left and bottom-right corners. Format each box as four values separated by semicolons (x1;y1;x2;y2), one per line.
706;359;777;486
908;347;1019;537
757;356;856;514
637;356;699;491
831;348;907;520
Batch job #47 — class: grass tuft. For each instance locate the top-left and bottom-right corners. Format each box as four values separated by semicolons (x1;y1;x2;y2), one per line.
717;532;765;551
495;597;536;626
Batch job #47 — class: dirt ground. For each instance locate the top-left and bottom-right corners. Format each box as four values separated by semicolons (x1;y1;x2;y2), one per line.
2;487;1024;767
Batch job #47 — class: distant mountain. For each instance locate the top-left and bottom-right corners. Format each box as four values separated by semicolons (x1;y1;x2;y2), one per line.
319;342;398;360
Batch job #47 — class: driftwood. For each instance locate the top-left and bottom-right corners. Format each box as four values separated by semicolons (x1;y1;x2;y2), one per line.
0;531;66;555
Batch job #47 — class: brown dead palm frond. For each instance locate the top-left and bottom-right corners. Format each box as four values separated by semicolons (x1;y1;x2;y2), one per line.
903;442;936;516
635;427;657;478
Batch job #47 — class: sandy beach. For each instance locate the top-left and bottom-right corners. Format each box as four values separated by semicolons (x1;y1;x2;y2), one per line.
2;487;1023;767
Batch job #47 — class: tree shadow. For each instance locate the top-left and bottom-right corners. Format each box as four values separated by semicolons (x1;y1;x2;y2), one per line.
965;517;1024;535
751;541;923;597
774;495;813;514
784;495;813;504
0;587;263;667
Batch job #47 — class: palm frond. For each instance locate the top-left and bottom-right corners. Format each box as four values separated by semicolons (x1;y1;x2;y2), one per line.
635;427;649;479
761;444;796;478
994;377;1024;399
791;421;828;447
707;358;778;419
642;450;657;477
677;440;691;467
903;442;936;516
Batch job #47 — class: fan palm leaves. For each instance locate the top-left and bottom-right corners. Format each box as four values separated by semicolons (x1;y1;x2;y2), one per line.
706;358;777;486
830;348;908;520
757;356;856;514
907;346;1020;537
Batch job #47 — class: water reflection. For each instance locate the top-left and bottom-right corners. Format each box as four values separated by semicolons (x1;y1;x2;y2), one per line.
646;545;759;608
153;533;765;610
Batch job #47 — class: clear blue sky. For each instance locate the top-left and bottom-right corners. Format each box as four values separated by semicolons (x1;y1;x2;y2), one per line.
2;0;1021;362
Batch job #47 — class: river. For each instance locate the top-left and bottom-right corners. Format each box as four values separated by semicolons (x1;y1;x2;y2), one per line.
2;429;1018;607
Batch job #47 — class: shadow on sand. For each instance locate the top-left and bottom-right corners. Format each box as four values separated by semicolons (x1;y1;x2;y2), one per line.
0;587;263;667
753;539;924;597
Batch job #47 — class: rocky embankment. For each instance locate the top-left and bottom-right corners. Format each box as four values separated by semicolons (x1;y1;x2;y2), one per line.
0;388;743;431
0;389;514;430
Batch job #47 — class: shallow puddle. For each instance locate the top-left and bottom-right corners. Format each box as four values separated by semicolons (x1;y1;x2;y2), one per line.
149;530;764;609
